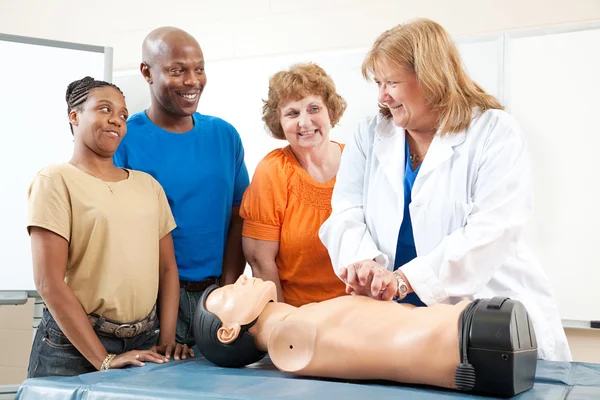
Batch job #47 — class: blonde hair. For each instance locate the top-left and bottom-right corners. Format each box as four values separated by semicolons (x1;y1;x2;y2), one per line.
362;18;503;135
262;63;347;140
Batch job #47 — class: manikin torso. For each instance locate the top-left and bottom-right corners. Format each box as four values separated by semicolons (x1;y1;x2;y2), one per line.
249;296;469;388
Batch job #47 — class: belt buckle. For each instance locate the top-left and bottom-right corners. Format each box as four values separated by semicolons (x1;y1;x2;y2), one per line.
114;323;141;338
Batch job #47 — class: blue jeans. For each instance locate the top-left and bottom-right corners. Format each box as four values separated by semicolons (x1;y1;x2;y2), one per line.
175;287;205;347
27;309;160;378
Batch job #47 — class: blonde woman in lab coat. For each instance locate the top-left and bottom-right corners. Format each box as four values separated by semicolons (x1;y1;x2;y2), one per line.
319;18;571;361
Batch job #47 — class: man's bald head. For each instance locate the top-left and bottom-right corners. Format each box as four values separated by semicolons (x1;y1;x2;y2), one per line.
140;26;206;124
142;27;201;66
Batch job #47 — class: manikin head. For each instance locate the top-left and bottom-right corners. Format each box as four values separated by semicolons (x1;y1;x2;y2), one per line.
193;276;276;367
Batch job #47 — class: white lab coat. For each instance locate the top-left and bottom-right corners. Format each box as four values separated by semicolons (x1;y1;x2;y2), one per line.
319;109;571;361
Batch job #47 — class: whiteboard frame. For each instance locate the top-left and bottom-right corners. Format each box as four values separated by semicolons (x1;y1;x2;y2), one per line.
501;21;600;112
0;33;112;302
0;33;112;82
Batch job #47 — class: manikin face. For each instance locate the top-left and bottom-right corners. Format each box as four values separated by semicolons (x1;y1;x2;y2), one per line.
206;275;277;343
374;63;434;133
279;95;331;150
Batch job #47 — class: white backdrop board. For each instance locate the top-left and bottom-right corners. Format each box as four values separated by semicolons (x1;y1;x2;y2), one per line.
45;25;600;325
0;34;111;293
114;37;502;177
508;27;600;323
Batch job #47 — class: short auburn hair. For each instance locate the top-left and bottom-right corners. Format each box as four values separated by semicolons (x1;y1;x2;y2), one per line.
262;63;347;140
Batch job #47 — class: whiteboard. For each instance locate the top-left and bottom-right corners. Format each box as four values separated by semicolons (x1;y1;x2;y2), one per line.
0;35;110;292
114;37;501;177
508;28;600;322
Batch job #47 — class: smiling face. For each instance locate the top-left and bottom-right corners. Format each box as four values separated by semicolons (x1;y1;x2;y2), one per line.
206;275;277;329
374;63;437;134
144;37;206;119
279;95;331;150
69;86;128;157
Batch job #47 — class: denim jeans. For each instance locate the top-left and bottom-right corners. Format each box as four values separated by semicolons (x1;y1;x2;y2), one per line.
27;309;160;378
175;287;206;347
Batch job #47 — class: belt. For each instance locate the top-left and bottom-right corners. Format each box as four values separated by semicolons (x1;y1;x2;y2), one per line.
88;305;156;338
180;277;218;292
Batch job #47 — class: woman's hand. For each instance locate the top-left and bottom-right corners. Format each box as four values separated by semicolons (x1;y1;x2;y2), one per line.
151;343;195;361
109;349;169;369
340;259;398;301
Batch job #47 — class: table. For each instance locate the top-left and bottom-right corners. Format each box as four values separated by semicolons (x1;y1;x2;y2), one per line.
16;357;600;399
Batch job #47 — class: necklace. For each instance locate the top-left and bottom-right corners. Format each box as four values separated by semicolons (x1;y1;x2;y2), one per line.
70;162;117;194
409;152;427;164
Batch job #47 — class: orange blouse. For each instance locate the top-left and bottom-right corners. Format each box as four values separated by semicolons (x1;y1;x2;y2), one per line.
240;144;347;307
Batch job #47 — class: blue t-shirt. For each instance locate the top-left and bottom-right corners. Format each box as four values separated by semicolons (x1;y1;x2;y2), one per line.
114;112;250;281
393;138;426;307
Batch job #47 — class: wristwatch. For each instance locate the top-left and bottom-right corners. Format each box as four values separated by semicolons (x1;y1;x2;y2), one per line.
393;270;409;301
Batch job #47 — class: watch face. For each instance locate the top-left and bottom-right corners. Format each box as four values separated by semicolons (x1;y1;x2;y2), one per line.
394;271;409;299
399;284;408;295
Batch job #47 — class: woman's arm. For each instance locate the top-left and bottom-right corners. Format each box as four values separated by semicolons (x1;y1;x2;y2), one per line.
319;117;388;274
242;236;284;302
238;152;289;302
221;206;246;286
32;227;168;369
31;227;109;370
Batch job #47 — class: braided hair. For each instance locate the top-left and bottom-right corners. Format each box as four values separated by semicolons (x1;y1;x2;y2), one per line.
66;76;124;133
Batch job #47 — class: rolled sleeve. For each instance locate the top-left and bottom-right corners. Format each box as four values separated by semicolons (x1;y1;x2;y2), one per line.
400;257;449;305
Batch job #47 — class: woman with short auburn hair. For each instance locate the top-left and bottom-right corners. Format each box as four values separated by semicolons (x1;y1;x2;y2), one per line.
240;63;348;307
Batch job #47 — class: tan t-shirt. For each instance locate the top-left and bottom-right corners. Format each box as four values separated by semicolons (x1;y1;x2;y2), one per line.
27;163;176;323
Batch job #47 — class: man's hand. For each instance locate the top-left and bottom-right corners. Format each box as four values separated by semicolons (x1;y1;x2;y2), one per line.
340;259;398;301
151;343;195;361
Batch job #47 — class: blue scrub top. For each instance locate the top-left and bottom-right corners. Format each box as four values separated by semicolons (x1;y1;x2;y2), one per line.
393;137;426;307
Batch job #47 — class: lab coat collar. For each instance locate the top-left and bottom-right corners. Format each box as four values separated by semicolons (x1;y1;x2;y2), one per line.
373;115;405;200
374;114;395;138
372;113;468;199
418;128;466;178
417;108;482;179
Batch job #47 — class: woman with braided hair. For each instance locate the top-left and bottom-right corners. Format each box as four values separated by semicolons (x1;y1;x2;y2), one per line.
26;77;193;378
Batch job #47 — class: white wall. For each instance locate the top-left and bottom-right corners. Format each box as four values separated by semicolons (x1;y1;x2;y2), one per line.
1;0;599;70
1;0;600;369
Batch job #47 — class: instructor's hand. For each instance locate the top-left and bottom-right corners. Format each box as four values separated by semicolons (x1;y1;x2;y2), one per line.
340;259;397;301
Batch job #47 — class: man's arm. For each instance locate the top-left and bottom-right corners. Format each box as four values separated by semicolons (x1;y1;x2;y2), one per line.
156;233;180;346
154;233;194;360
220;206;246;285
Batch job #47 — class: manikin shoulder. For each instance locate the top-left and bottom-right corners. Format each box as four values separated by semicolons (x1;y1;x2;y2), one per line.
268;319;317;373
